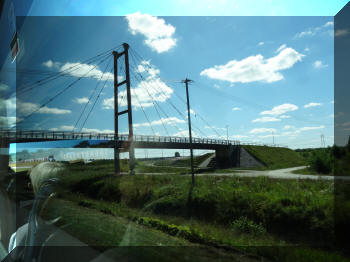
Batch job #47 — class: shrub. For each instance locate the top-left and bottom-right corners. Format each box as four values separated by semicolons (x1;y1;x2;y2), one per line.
231;216;266;236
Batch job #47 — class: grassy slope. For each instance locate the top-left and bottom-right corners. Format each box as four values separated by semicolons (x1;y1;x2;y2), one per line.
152;153;214;167
242;146;306;170
44;199;261;262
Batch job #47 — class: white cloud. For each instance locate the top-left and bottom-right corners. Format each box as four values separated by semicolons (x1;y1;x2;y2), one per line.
249;128;276;134
74;97;89;104
4;98;71;115
42;59;125;82
260;103;298;116
0;116;21;127
283;125;294;130
330;100;334;104
295;21;334;38
335;29;349;37
252;116;281;123
258;42;264;46
231;134;249;140
173;130;199;138
324;21;334;27
134;117;185;127
126;12;177;53
232;107;241;111
313;60;328;69
213;84;220;89
299;125;325;131
102;61;173;109
304;47;310;52
200;47;304;84
279;115;291;119
258;134;280;138
50;125;114;133
276;44;287;53
204;125;226;131
42;60;60;68
304;102;322;108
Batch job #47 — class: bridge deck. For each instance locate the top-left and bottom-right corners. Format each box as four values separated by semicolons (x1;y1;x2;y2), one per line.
0;130;240;150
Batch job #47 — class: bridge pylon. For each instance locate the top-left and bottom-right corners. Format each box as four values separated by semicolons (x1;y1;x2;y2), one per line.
112;43;135;175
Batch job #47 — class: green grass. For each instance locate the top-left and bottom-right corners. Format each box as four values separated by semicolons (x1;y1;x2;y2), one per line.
242;146;306;170
43;199;264;262
60;162;336;247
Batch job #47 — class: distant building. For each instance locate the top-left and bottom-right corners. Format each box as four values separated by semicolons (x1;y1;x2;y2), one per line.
48;155;55;162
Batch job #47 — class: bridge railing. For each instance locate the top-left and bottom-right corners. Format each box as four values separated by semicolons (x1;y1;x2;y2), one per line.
0;129;241;146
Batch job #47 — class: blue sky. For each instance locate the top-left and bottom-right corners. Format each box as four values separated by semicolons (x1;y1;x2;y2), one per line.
25;0;347;16
3;1;348;155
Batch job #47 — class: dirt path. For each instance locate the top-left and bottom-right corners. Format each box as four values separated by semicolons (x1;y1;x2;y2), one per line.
198;166;350;180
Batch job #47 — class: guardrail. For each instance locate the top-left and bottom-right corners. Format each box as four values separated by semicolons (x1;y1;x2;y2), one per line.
0;130;241;146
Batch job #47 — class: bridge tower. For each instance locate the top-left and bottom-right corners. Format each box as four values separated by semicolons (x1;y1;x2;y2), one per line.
112;43;135;175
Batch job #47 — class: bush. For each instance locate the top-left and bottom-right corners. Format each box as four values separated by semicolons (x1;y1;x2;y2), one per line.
231;216;266;236
309;149;332;174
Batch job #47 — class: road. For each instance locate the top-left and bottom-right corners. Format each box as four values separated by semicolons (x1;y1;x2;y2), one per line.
197;166;350;180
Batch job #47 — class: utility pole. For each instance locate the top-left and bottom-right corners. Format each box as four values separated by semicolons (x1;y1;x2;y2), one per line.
112;43;135;175
182;78;195;186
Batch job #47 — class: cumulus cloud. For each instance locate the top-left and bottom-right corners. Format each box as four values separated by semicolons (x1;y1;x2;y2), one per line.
295;21;334;38
103;60;173;109
313;60;328;69
50;125;114;133
252;116;281;123
249;128;276;134
232;107;241;111
260;103;298;116
231;134;249;139
3;97;71;115
42;60;60;68
0;116;21;128
304;102;322;108
279;115;291;119
200;46;304;84
173;130;199;138
74;97;89;104
134;117;185;127
125;12;177;53
299;125;325;131
276;44;287;53
258;42;264;46
43;60;123;82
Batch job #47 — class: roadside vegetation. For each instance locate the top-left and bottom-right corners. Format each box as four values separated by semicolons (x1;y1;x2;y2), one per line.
295;139;350;176
42;159;350;262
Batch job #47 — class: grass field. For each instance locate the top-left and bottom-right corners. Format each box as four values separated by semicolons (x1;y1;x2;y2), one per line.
242;146;306;170
43;159;350;262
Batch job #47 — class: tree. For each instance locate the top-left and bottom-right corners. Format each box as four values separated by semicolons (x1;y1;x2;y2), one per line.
175;152;180;157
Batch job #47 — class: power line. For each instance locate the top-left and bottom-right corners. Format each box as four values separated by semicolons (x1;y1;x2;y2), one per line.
73;56;113;131
16;52;114;96
14;55;112;129
129;48;207;138
78;65;114;132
